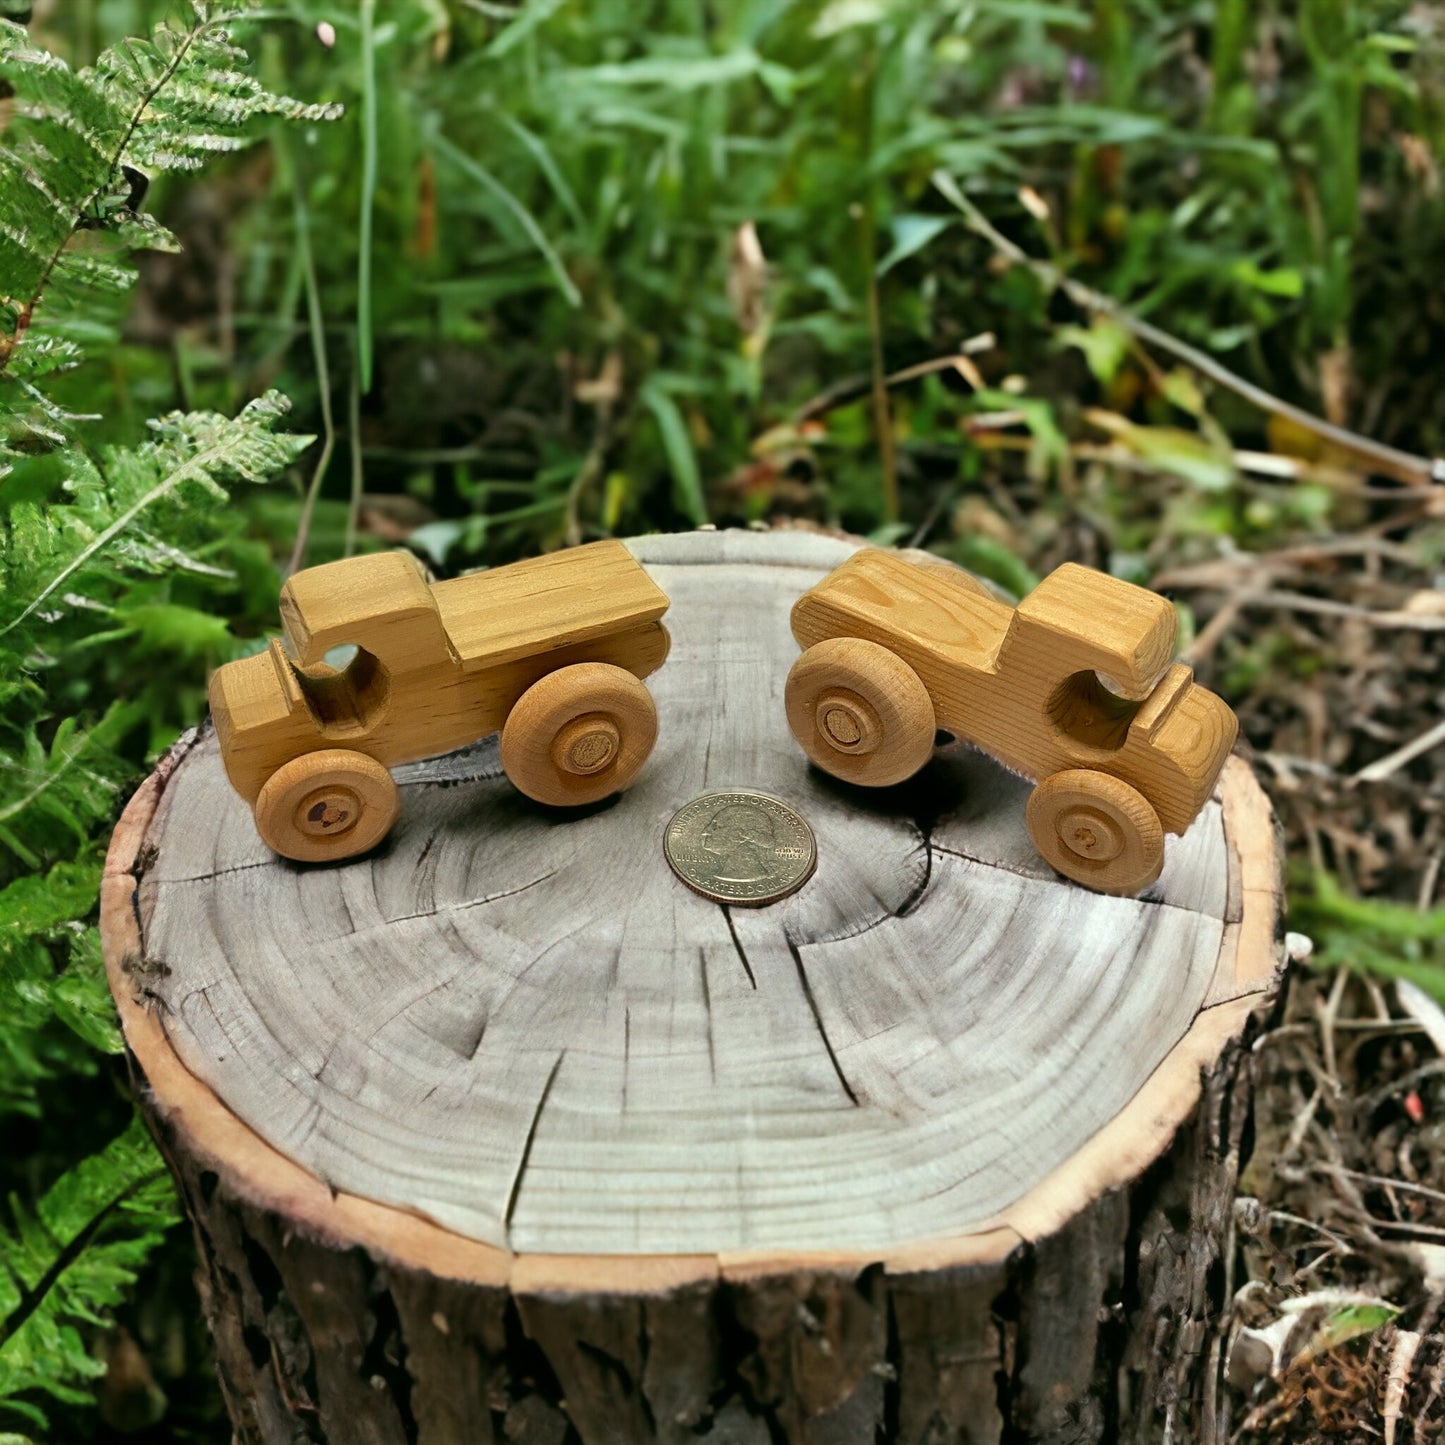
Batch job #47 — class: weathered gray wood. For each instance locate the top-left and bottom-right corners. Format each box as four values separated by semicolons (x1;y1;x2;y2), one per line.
106;528;1285;1444
138;530;1234;1256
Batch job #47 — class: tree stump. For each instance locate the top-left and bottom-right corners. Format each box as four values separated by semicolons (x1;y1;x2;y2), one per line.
102;529;1284;1445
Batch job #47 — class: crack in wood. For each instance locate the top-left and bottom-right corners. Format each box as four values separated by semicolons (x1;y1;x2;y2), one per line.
787;939;860;1107
504;1052;565;1237
459;1012;488;1062
720;905;757;988
893;833;932;918
311;1037;337;1082
333;882;355;935
164;857;275;885
698;948;716;1084
390;738;505;786
357;963;478;1048
931;842;1223;920
383;868;560;926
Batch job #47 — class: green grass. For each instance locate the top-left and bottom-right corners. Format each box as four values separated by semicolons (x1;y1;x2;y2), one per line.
55;0;1444;556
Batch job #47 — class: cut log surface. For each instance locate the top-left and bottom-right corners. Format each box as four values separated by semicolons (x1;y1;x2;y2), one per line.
120;530;1279;1272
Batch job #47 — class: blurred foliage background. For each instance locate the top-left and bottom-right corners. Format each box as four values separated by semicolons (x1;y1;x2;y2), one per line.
3;0;1444;1438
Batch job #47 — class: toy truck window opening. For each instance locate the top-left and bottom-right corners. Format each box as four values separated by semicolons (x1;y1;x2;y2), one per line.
1047;671;1145;754
283;641;391;738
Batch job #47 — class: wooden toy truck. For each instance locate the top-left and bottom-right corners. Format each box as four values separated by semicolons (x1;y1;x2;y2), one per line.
210;540;670;862
785;550;1237;895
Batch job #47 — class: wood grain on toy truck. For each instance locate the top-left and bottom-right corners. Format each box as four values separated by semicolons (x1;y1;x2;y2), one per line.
790;549;1236;836
211;540;670;804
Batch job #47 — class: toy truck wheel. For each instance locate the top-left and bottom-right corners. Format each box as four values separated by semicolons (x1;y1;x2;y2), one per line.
1026;769;1164;896
501;662;658;808
785;637;936;787
254;749;400;863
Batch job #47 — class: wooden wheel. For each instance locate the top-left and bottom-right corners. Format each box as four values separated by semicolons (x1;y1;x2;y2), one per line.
784;636;935;787
254;749;400;863
1026;768;1164;895
501;662;658;807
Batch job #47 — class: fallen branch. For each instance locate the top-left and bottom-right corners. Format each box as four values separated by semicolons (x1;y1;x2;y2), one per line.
1383;1329;1421;1445
1355;717;1445;782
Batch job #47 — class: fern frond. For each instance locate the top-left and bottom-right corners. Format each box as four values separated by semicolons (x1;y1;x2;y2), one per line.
0;707;135;875
0;862;120;1065
0;1116;178;1425
46;928;123;1059
48;251;135;295
1;337;84;384
0;6;340;366
0;10;329;1423
0;390;310;641
0;859;118;1116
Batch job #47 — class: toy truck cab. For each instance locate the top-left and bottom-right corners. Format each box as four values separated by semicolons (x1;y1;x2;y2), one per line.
786;549;1237;895
211;541;670;862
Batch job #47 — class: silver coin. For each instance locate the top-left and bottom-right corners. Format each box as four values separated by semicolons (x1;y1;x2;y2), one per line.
664;789;817;906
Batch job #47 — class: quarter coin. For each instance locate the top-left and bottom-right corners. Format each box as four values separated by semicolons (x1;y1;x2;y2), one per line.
664;789;817;906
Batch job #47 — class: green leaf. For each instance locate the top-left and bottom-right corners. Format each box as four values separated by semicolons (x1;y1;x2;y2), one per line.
357;0;379;393
565;47;794;98
431;131;581;307
1292;870;1445;1002
1275;1290;1401;1373
0;6;338;439
1057;316;1131;385
0;391;308;642
115;602;233;656
1085;411;1237;492
1228;259;1305;298
640;378;707;525
1159;368;1208;419
876;215;951;278
1312;1303;1398;1352
48;930;122;1056
0;710;134;873
972;389;1068;484
484;0;571;57
0;860;98;945
939;536;1037;601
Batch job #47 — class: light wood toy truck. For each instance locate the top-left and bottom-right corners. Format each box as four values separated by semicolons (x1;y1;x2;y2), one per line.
785;550;1237;895
210;540;670;862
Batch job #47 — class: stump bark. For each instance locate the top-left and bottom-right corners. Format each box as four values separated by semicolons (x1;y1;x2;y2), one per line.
102;529;1284;1444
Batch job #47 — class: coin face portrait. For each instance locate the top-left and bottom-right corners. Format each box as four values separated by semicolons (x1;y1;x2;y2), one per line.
664;790;816;906
699;800;778;883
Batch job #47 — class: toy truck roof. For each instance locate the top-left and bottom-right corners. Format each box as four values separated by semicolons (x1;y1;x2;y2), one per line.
277;540;668;674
